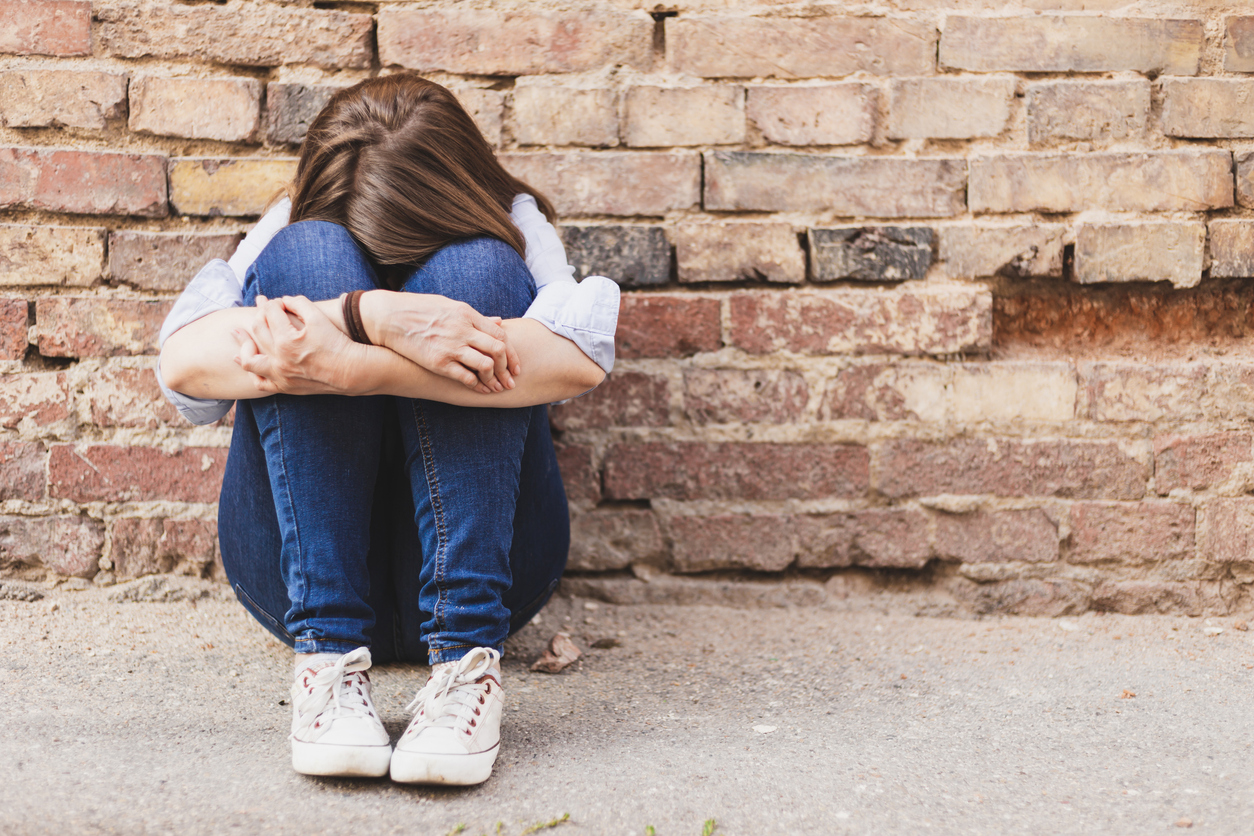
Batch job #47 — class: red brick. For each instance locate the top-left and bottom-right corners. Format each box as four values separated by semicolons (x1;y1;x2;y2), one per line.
1091;581;1203;616
669;514;805;573
554;442;599;506
617;295;722;359
878;438;1148;501
795;509;932;569
0;441;45;501
1201;499;1254;563
0;0;90;56
379;8;652;75
823;363;924;422
568;510;665;572
0;372;70;428
0;148;168;217
1155;433;1253;494
36;297;170;358
705;152;966;217
603;442;869;502
0;297;27;359
667;16;935;78
0;515;102;578
108;231;242;292
549;371;668;431
1068;502;1194;565
87;367;180;429
49;444;227;503
110;518;217;580
501;152;700;217
935;510;1058;563
129;76;262;143
952;578;1089;617
728;286;991;357
97;1;372;69
1079;362;1207;423
683;369;808;425
0;70;128;129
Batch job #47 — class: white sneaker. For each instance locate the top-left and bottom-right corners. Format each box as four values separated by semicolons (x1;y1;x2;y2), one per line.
390;647;503;785
289;647;392;777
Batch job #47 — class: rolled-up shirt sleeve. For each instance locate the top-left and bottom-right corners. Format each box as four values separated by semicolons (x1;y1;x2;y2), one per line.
522;277;619;376
155;258;244;426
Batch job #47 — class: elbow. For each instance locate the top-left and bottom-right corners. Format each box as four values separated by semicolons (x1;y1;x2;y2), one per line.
578;361;606;392
158;351;190;395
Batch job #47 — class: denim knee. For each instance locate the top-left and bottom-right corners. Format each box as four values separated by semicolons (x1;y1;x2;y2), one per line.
399;236;535;321
244;220;380;304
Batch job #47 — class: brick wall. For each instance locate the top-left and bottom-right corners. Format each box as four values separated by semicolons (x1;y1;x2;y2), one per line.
4;0;1254;616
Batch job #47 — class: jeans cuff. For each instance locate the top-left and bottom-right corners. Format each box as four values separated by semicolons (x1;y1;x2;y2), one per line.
428;643;504;666
294;637;367;655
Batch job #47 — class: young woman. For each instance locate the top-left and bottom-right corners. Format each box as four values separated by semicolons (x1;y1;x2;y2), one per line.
157;75;618;785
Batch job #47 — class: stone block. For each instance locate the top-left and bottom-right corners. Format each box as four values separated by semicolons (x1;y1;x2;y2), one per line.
169;158;298;217
568;510;665;572
379;7;651;75
110;518;217;580
0;147;168;217
669;514;804;573
512;83;617;147
728;285;991;356
0;0;90;56
1079;361;1207;422
266;83;340;146
36;297;170;358
747;83;875;146
808;227;934;282
108;231;242;292
705;152;966;217
554;443;599;506
952;578;1089;617
1226;17;1254;72
1074;222;1205;288
0;70;127;129
560;226;669;286
1208;364;1254;422
97;0;372;69
130;76;261;142
935;509;1059;563
683;369;808;425
549;371;669;431
674;222;803;284
0;441;46;501
603;442;869;502
667;16;935;78
821;362;950;423
795;510;933;570
1068;501;1194;565
0;297;26;359
502;152;699;217
1155;433;1253;494
936;223;1065;279
454;88;506;148
1091;581;1203;616
0;224;105;287
1161;79;1254;138
951;362;1077;424
48;444;228;504
1026;80;1150;143
887;76;1014;139
624;86;744;147
1202;499;1254;563
0;372;70;429
87;366;181;429
941;15;1203;74
1209;220;1254;279
0;515;102;578
970;151;1232;214
617;294;721;358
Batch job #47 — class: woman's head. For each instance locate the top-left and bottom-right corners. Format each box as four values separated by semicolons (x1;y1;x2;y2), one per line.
288;74;555;287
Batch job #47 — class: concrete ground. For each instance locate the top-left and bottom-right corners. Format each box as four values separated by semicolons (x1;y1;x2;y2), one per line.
2;577;1253;836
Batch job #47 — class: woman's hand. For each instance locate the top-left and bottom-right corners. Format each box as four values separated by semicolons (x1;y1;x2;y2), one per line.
234;295;376;396
359;291;521;393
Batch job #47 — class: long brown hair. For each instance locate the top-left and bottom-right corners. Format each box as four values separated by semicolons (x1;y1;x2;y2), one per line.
288;74;556;288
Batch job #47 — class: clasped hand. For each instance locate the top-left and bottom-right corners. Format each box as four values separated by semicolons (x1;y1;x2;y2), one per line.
232;293;519;396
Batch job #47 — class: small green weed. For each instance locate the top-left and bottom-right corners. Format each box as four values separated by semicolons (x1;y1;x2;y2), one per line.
520;813;571;835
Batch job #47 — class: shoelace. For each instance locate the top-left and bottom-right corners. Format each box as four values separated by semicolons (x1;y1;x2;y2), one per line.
403;647;500;739
291;647;376;741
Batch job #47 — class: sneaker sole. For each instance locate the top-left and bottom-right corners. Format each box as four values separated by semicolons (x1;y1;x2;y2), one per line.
389;742;499;785
292;741;393;778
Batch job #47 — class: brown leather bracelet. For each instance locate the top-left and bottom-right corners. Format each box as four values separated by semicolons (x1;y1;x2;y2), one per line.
342;290;372;345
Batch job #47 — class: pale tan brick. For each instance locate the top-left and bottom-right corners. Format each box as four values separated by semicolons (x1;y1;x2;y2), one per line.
1225;17;1254;73
108;231;242;292
0;70;127;130
512;82;617;148
668;16;935;79
453;88;505;148
169;158;297;217
0;224;105;288
672;222;803;284
1026;80;1149;143
1237;152;1254;210
951;362;1077;424
1080;362;1207;423
937;223;1066;279
130;76;261;143
706;152;966;217
1162;79;1254;139
941;16;1203;74
969;151;1231;214
501;152;699;217
624;86;744;148
379;8;652;75
821;362;951;423
887;77;1013;140
1075;222;1205;288
1209;220;1254;279
746;84;874;146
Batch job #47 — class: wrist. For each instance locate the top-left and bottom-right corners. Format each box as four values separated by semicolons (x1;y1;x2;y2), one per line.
359;290;392;347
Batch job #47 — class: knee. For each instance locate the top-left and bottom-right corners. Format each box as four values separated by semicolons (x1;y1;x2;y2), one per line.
400;236;535;320
244;221;379;304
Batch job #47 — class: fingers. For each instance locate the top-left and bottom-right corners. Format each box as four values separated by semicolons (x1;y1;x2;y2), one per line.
261;295;299;339
487;317;521;376
281;294;320;322
464;331;514;391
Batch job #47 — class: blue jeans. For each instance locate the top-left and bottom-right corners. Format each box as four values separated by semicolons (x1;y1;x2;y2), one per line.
217;222;570;664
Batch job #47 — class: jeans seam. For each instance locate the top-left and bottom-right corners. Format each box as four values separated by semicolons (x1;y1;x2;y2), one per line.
412;399;449;638
274;399;307;623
